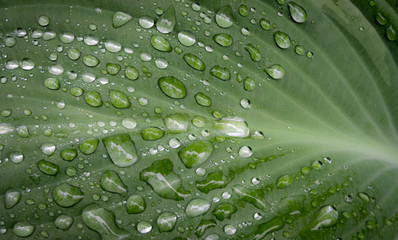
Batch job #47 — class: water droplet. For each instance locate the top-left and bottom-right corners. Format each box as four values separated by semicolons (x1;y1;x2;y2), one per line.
21;58;35;70
195;92;212;107
183;53;205;71
83;35;99;45
137;221;152;234
60;32;75;43
122;118;137;129
386;25;397;41
13;222;35;237
10;152;24;164
156;6;176;34
157;212;177;232
288;2;307;23
253;217;284;239
83;55;100;67
186;198;211;218
151;35;172;52
125;66;139;80
244;44;261;62
37;160;59;176
169;138;181;148
276;174;293;188
178;31;196;46
142;127;164;141
140;159;191;200
40;143;56;156
213;33;233;47
158;76;187;99
85;91;103;107
100;170;127;195
274;31;291;49
210;65;231;80
212;203;237;220
196;219;217;237
233;184;267;211
307;206;338;230
254;212;262;220
113;11;132;28
5;189;21;209
102;133;138;167
0;123;15;135
164;113;189;133
4;37;16;47
155;58;168;69
358;192;370;202
214;116;249;137
55;215;74;230
196;171;231;193
139;16;154;29
104;40;122;53
53;183;84;207
376;12;387;26
38;15;50;26
265;64;285;79
224;224;237;235
216;6;234;28
239;4;248;16
82;204;129;238
126;194;146;214
67;48;81;60
179;141;213;168
79;138;99;155
108;90;130;109
49;64;64;75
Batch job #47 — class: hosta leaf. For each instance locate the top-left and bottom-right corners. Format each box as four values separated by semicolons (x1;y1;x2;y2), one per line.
0;0;397;239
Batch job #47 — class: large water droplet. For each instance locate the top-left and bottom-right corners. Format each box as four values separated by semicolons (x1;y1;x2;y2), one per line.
13;222;35;237
245;44;262;62
82;204;129;239
210;65;230;80
195;219;217;237
265;64;285;79
196;171;231;193
55;215;74;231
183;53;205;71
212;203;237;220
5;189;21;209
141;127;164;141
307;206;338;230
103;134;138;167
186;198;211;218
216;6;234;28
224;224;237;235
79;138;99;155
164;113;189;133
178;31;196;46
288;2;307;23
10;152;24;164
139;16;154;29
274;31;291;49
156;6;176;34
214;116;249;137
113;11;132;28
126;194;146;214
157;212;177;232
195;92;212;107
104;40;122;53
253;217;284;239
232;184;268;211
140;159;191;200
100;170;127;195
151;35;172;52
213;33;233;47
37;160;59;176
158;76;187;99
109;90;131;109
179;141;213;168
53;183;84;207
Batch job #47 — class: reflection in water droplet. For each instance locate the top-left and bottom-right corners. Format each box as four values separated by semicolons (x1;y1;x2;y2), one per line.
216;6;234;28
156;6;176;34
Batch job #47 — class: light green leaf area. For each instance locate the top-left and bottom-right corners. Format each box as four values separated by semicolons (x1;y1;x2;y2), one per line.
0;0;397;239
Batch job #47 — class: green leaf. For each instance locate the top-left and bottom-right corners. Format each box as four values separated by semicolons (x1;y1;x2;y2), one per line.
0;0;397;239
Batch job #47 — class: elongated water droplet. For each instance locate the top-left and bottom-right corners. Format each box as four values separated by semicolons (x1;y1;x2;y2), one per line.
253;217;284;240
265;64;285;79
232;184;268;211
158;76;187;99
140;159;191;200
195;219;217;237
386;25;397;41
37;160;59;176
13;222;35;237
196;171;231;193
16;125;30;138
156;6;176;34
55;215;74;231
239;4;248;16
376;12;387;26
109;90;130;109
214;116;249;137
274;31;291;49
183;53;205;71
151;35;172;52
195;92;212;107
5;189;21;209
85;91;103;107
244;44;262;62
179;141;213;168
157;212;177;232
212;203;237;221
210;65;230;80
216;6;234;28
288;2;307;23
307;206;338;230
142;127;164;141
113;11;132;28
276;174;293;188
82;204;129;239
260;18;271;30
79;138;99;155
213;33;233;47
103;134;138;167
186;198;211;218
53;183;84;207
100;170;127;195
126;195;146;214
178;31;196;46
